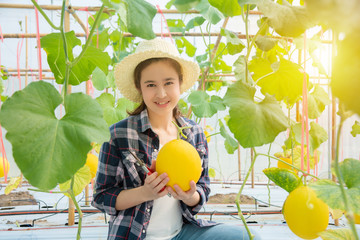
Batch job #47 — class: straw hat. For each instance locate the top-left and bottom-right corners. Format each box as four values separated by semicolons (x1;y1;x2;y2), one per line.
114;38;200;102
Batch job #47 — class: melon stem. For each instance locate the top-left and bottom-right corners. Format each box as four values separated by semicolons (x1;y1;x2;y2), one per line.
172;120;191;140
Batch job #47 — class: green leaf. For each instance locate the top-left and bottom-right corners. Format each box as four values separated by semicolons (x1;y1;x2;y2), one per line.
175;37;197;57
263;167;302;193
220;28;245;55
223;81;288;148
257;58;305;106
92;67;109;91
174;0;201;12
124;0;156;40
91;28;110;51
248;57;273;81
351;121;360;137
318;228;355;240
289;122;328;155
208;0;242;17
188;91;226;118
41;32;111;85
310;179;360;215
0;81;110;190
308;85;331;119
59;165;92;197
167;19;186;33
331;33;360;116
308;121;328;153
70;45;112;85
219;119;238;154
234;55;253;84
255;35;278;52
96;93;136;127
209;168;216;178
257;0;314;37
195;0;224;25
338;158;360;189
185;16;206;32
41;31;80;83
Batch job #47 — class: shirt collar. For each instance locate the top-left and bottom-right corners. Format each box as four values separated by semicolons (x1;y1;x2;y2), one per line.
137;109;196;140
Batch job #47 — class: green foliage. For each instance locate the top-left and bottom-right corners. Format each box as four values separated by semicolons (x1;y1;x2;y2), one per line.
59;165;92;198
263;167;303;193
286;122;328;155
124;0;157;40
257;0;314;37
91;67;115;91
219;119;238;154
351;121;360;137
307;85;331;119
220;28;245;55
91;28;110;51
195;0;224;25
257;58;305;106
223;81;289;148
0;81;109;190
318;228;355;240
175;37;197;57
188;91;226;118
208;0;242;17
310;159;360;215
96;93;137;127
185;16;206;32
174;0;201;12
41;31;111;85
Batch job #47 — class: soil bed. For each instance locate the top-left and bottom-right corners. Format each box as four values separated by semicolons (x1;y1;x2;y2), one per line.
0;191;37;207
208;193;255;204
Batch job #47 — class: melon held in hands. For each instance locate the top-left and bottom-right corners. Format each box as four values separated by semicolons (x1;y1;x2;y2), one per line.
156;139;202;191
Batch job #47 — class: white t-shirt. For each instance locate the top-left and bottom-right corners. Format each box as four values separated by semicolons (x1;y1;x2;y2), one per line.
146;195;183;239
146;144;183;240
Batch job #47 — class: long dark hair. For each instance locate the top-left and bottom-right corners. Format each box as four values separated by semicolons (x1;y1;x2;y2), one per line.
127;58;183;118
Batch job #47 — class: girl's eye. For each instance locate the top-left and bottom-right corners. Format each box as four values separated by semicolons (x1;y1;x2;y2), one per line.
146;84;156;87
165;81;174;86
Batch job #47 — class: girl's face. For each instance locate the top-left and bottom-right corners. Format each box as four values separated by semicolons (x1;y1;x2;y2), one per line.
139;61;181;118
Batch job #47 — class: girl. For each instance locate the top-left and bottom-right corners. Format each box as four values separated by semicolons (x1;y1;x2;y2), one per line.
92;38;261;240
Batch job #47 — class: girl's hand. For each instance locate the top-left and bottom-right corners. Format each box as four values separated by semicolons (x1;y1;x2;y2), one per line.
142;171;169;201
167;181;200;207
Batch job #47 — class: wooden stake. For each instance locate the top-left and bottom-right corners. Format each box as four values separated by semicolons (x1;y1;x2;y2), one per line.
237;145;241;181
68;197;75;226
85;184;90;206
251;148;254;188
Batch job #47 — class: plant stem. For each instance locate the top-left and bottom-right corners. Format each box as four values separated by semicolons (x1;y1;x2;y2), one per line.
68;189;83;240
334;117;359;240
171;120;190;140
235;147;258;240
31;0;60;30
256;153;319;179
28;188;67;194
70;4;106;68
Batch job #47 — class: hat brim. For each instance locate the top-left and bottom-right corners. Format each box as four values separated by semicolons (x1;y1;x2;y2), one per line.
114;50;200;102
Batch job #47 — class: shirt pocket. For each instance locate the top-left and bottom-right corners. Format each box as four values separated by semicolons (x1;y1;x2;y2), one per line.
122;151;145;187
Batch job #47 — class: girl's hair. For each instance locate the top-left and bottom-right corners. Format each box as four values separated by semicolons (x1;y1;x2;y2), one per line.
128;58;184;118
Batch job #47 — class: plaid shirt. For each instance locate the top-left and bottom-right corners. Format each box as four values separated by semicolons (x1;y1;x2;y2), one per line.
92;109;216;240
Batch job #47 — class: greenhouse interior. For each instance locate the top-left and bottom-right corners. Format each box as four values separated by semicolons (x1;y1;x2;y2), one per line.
0;0;360;239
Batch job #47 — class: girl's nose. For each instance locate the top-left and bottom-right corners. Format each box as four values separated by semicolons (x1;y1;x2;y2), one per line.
156;87;166;98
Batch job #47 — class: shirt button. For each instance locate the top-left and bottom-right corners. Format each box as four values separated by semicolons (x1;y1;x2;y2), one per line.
143;229;146;233
146;208;150;212
154;149;157;152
